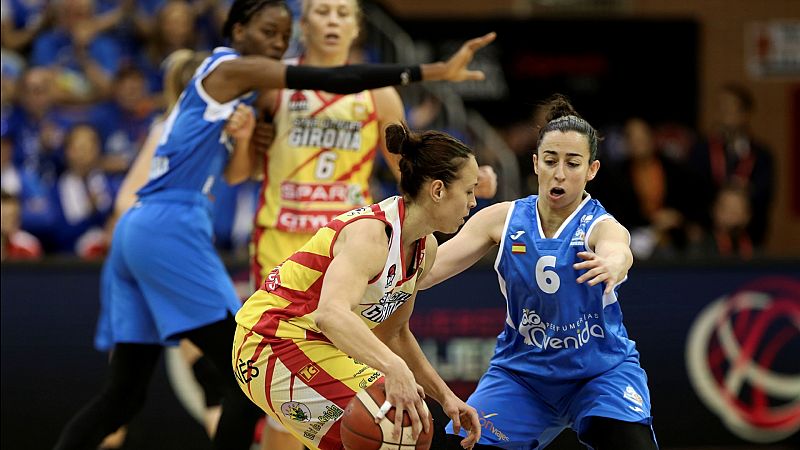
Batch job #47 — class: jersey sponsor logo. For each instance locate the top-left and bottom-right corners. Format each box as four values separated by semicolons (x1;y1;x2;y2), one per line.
510;230;525;240
289;117;363;151
358;371;382;389
518;308;605;350
282;401;312;422
479;410;510;442
298;362;321;383
276;208;341;233
280;181;364;204
302;404;344;441
686;277;800;443
235;358;260;384
289;91;308;112
623;385;644;406
264;266;282;291
361;291;413;323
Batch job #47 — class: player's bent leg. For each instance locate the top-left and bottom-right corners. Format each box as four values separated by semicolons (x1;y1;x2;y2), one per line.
233;324;384;450
579;417;658;450
53;344;162;450
184;316;263;450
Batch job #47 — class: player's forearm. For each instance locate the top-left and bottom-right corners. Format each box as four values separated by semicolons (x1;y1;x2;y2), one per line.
315;308;407;376
595;241;633;277
224;137;254;184
384;328;452;404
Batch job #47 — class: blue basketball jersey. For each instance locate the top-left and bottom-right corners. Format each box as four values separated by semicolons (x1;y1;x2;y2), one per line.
492;194;639;379
137;47;257;197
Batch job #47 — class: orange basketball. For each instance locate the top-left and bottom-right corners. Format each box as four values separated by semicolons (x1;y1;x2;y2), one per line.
340;381;433;450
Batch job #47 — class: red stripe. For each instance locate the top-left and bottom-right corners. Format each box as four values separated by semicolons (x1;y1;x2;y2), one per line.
288;251;333;272
318;420;343;450
263;351;279;416
285;148;329;180
309;92;346;117
335;147;376;182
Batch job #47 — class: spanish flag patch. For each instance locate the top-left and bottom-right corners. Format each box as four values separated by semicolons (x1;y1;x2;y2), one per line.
511;244;526;254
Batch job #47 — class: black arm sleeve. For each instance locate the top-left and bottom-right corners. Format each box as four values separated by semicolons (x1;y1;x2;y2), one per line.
285;64;422;94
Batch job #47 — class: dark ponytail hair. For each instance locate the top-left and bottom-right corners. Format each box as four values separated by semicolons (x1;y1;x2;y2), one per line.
384;122;474;199
223;0;290;40
535;94;600;162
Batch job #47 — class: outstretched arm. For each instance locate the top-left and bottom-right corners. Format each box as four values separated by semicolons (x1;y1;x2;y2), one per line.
576;219;633;294
418;201;510;290
203;32;496;103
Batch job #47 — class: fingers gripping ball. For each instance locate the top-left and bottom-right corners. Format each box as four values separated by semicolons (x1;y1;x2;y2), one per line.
341;382;433;450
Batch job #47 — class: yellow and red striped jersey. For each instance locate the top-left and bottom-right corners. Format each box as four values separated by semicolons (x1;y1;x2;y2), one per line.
238;196;426;340
255;84;380;234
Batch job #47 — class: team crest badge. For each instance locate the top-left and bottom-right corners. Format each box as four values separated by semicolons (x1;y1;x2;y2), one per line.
281;401;311;422
289;91;308;112
385;264;397;288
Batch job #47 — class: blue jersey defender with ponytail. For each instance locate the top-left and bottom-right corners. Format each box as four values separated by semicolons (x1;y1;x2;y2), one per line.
420;96;659;450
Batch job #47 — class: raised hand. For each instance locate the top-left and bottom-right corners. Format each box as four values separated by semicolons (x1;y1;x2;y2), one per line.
440;32;496;82
574;251;626;295
475;165;498;199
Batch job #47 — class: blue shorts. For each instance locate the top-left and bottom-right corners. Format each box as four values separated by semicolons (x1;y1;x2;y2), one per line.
446;358;655;449
106;190;241;344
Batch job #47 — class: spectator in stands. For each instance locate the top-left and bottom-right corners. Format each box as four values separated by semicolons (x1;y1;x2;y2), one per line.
136;0;200;96
91;67;158;183
1;190;43;261
689;184;756;260
1;124;54;235
1;49;25;123
598;117;698;259
690;83;774;247
48;123;115;256
0;0;51;52
30;0;121;104
6;67;73;183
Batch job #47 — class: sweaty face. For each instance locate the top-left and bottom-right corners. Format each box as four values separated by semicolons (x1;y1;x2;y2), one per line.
237;6;292;60
433;156;479;234
533;130;599;211
302;0;359;58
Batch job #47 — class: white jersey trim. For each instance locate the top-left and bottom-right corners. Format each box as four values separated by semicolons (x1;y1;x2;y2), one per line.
494;201;517;328
195;52;247;122
535;192;593;239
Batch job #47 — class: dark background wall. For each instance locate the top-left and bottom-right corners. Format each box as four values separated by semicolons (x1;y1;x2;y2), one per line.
2;259;798;450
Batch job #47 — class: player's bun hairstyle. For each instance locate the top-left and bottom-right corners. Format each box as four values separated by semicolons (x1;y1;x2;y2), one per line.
536;94;600;162
223;0;290;40
385;122;474;199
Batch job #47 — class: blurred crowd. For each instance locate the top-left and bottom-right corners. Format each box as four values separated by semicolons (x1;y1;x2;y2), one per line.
0;0;775;263
500;83;775;262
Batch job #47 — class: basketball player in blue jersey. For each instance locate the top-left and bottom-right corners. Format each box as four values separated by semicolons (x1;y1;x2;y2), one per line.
52;0;495;448
420;95;659;450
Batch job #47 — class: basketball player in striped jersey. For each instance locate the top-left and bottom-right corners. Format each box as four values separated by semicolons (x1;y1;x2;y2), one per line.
251;0;498;297
234;123;482;450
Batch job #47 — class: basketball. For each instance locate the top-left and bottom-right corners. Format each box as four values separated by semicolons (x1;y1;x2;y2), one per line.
340;381;433;450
